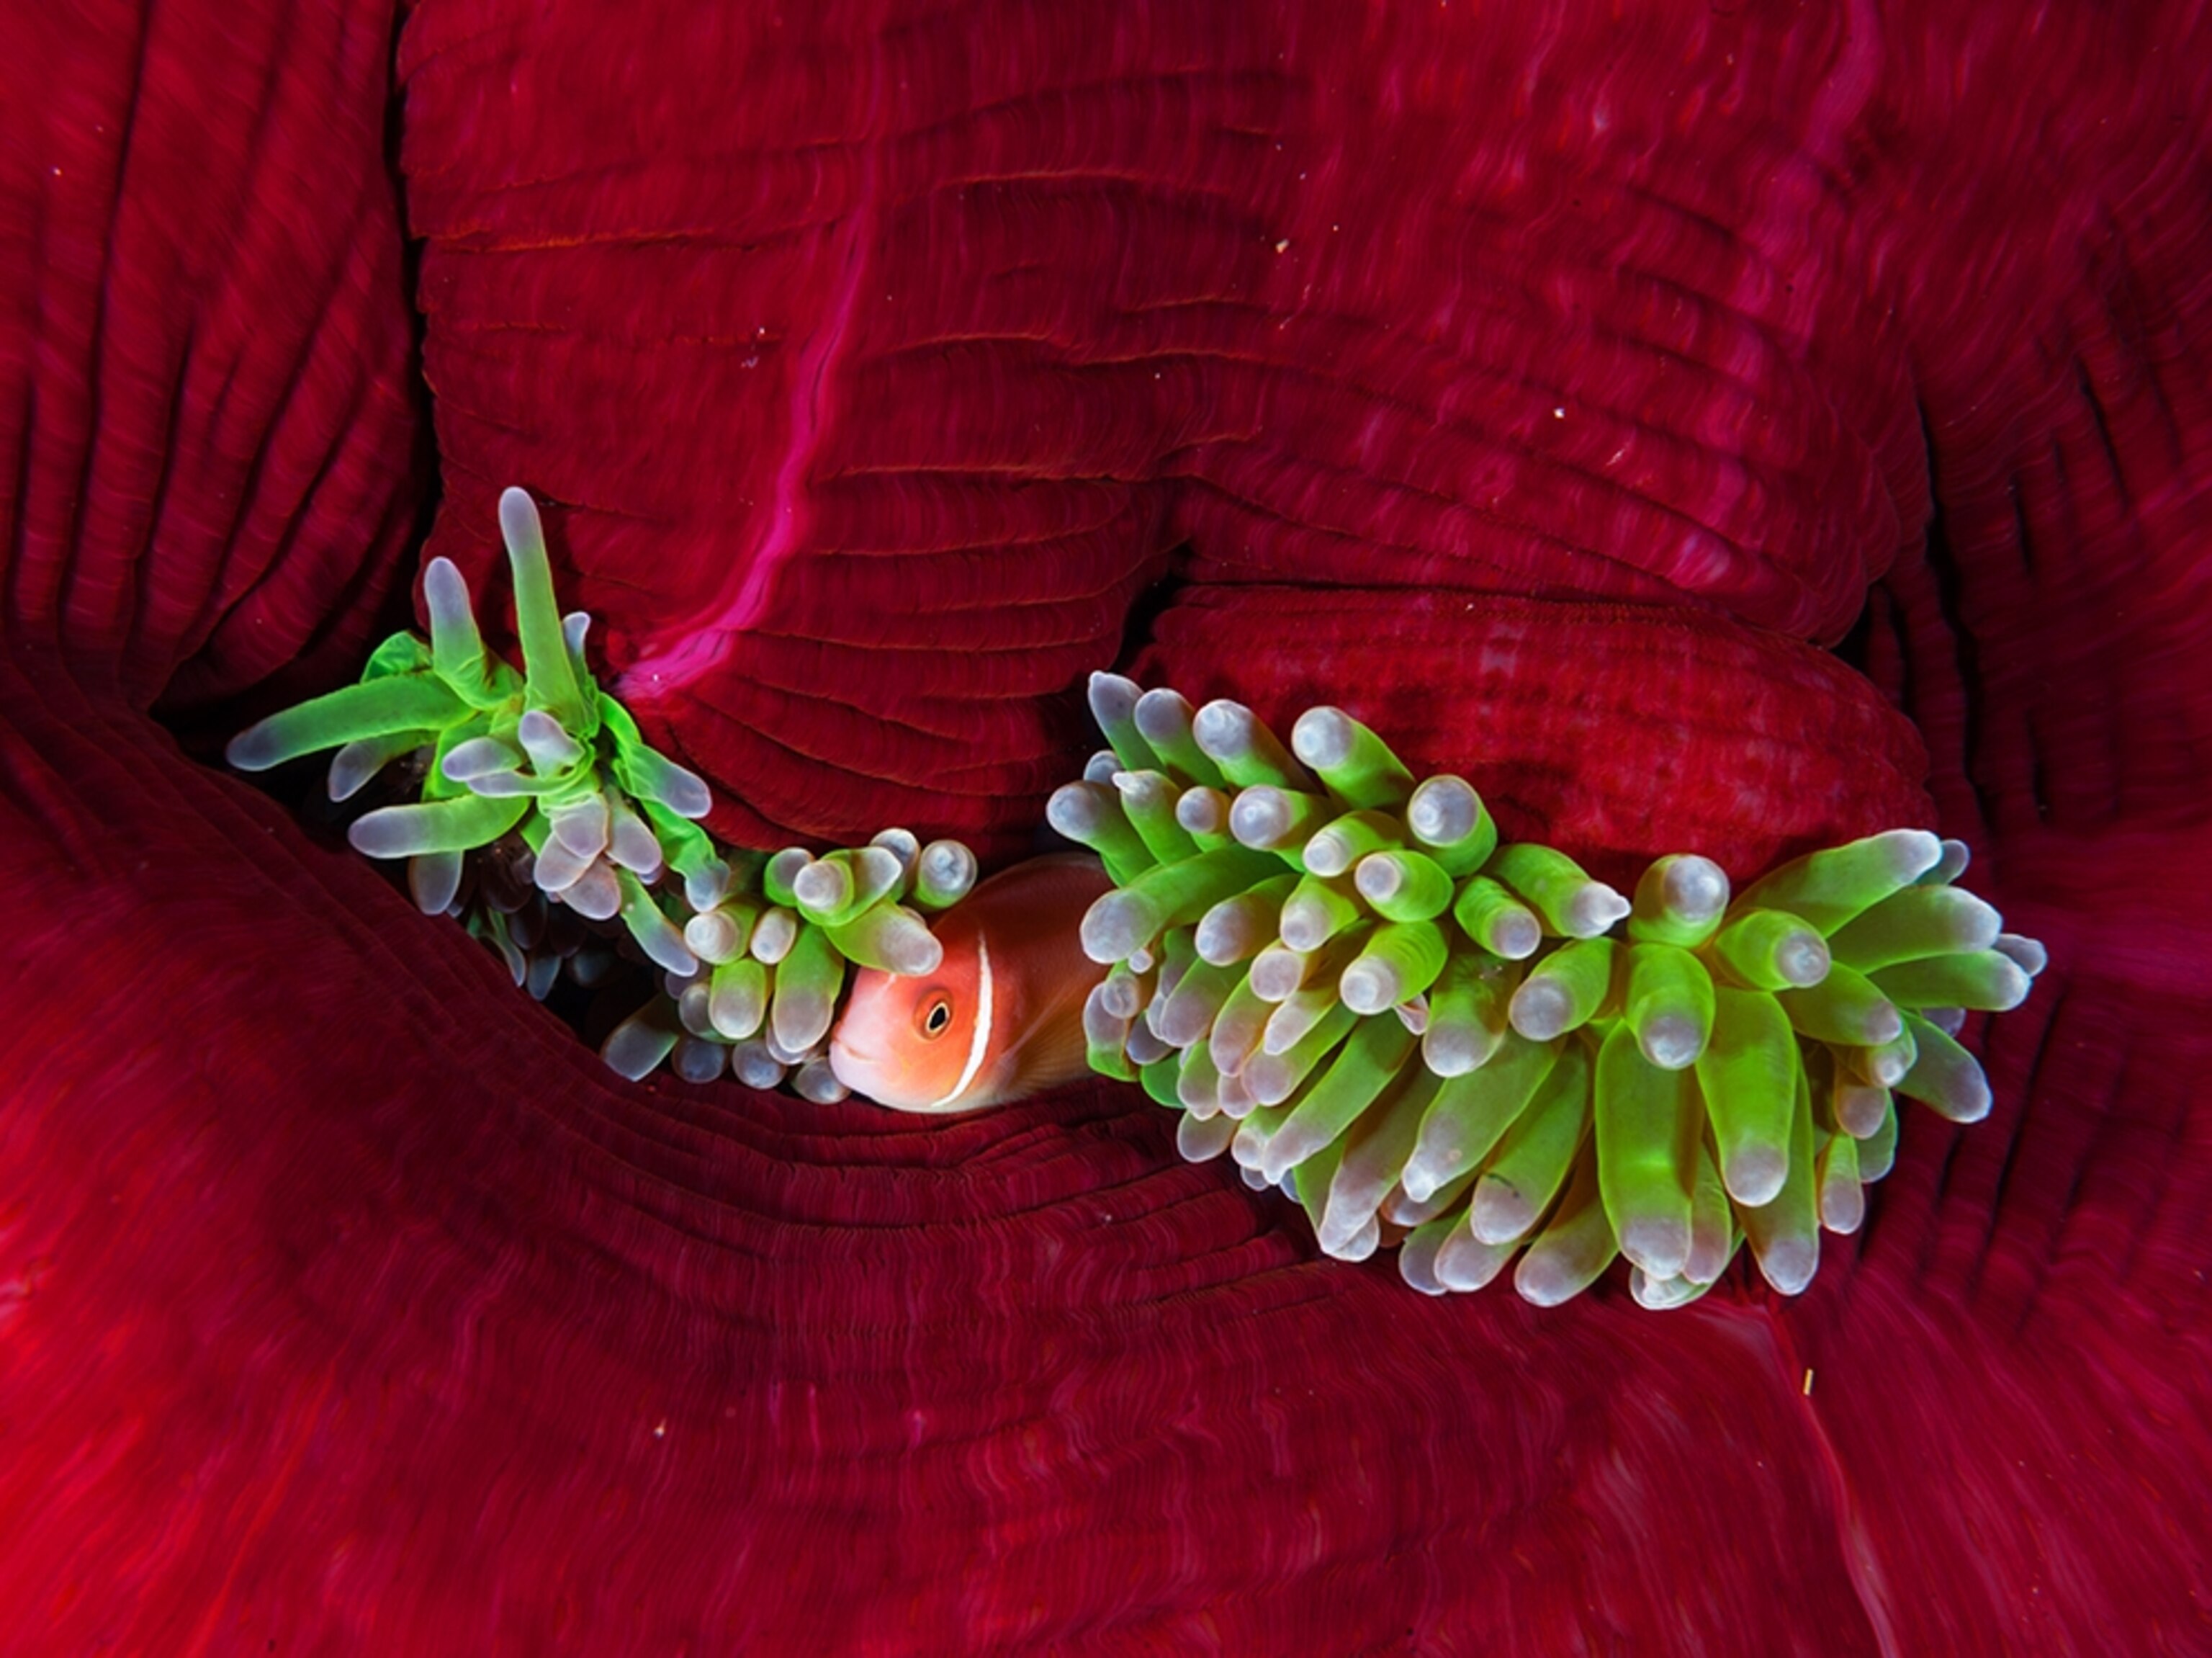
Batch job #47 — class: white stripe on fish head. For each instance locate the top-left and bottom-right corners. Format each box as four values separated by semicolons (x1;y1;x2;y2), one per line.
925;927;995;1111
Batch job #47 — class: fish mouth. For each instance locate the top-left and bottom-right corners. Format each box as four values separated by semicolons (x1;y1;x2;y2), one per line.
828;1036;957;1113
827;1035;889;1105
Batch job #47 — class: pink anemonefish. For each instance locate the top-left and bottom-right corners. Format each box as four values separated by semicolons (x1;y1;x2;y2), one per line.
829;853;1113;1113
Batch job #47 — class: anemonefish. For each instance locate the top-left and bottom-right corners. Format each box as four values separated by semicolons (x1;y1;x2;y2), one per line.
829;853;1113;1113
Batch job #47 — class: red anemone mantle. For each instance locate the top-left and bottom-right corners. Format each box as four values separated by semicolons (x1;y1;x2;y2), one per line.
4;1;2210;1652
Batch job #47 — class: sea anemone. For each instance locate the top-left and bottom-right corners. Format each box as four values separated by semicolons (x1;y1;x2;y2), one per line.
227;487;979;1095
1065;676;2042;1306
5;0;2209;1650
225;509;2046;1313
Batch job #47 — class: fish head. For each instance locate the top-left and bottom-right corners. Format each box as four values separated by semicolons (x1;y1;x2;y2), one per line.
828;853;1112;1113
828;908;992;1113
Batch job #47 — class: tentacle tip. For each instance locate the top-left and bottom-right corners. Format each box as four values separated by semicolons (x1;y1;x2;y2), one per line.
408;851;462;917
1682;1236;1736;1289
1406;774;1478;843
1352;855;1399;904
1512;1258;1581;1309
1190;699;1250;753
601;1016;676;1083
1468;1189;1533;1246
1079;894;1145;964
1434;1242;1509;1293
224;727;279;771
1838;1093;1892;1138
561;862;623;921
1419;1031;1481;1077
1174;1111;1234;1162
1993;933;2049;977
345;810;404;861
1087;671;1140;717
1301;831;1355;879
1664;855;1730;921
1045;783;1096;838
1566;884;1632;937
1096;977;1143;1022
1227;787;1288;848
516;706;574;748
1339;960;1397;1015
1779;933;1832;987
1888;828;1945;877
1630;1268;1719;1311
444;735;523;785
791;861;848;913
1944;1079;1995;1124
1723;1150;1788;1209
1923;837;1972;886
1131;686;1191;741
917;839;976;894
1820;1187;1866;1235
1494;913;1542;960
1507;982;1569;1042
1978;956;2037;1009
1313;1210;1364;1258
423;555;469;611
1174;789;1227;836
1753;1242;1819;1296
657;765;714;820
1637;1018;1704;1070
724;1036;781;1088
683;911;739;962
1396;1165;1442;1207
1327;1216;1385;1264
889;934;945;977
1618;1220;1691;1283
1277;899;1332;954
791;1058;850;1105
1399;1248;1448;1296
1289;706;1354;768
683;859;731;913
497;486;542;549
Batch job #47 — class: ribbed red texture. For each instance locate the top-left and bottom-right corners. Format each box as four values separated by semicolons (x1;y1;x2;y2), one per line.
1134;586;1932;887
1;1;2208;1653
0;0;424;715
395;1;1942;859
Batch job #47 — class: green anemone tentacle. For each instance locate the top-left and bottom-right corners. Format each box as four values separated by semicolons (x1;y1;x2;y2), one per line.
1072;678;2049;1309
226;673;467;771
229;487;978;1102
230;495;2046;1281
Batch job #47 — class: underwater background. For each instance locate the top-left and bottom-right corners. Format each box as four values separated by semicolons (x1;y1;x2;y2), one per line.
1;1;2207;1651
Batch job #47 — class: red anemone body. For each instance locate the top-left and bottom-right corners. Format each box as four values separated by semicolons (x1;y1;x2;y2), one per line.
2;1;2208;1652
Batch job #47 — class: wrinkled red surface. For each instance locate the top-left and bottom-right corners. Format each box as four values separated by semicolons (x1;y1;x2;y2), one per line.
398;1;1941;859
4;0;2211;1654
0;0;424;714
1134;586;1931;887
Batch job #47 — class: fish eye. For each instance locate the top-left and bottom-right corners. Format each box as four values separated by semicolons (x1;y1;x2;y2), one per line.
920;997;953;1039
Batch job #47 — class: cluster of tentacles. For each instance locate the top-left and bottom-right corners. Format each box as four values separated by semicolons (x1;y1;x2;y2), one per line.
1058;675;2047;1307
225;489;2047;1307
228;488;977;1101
